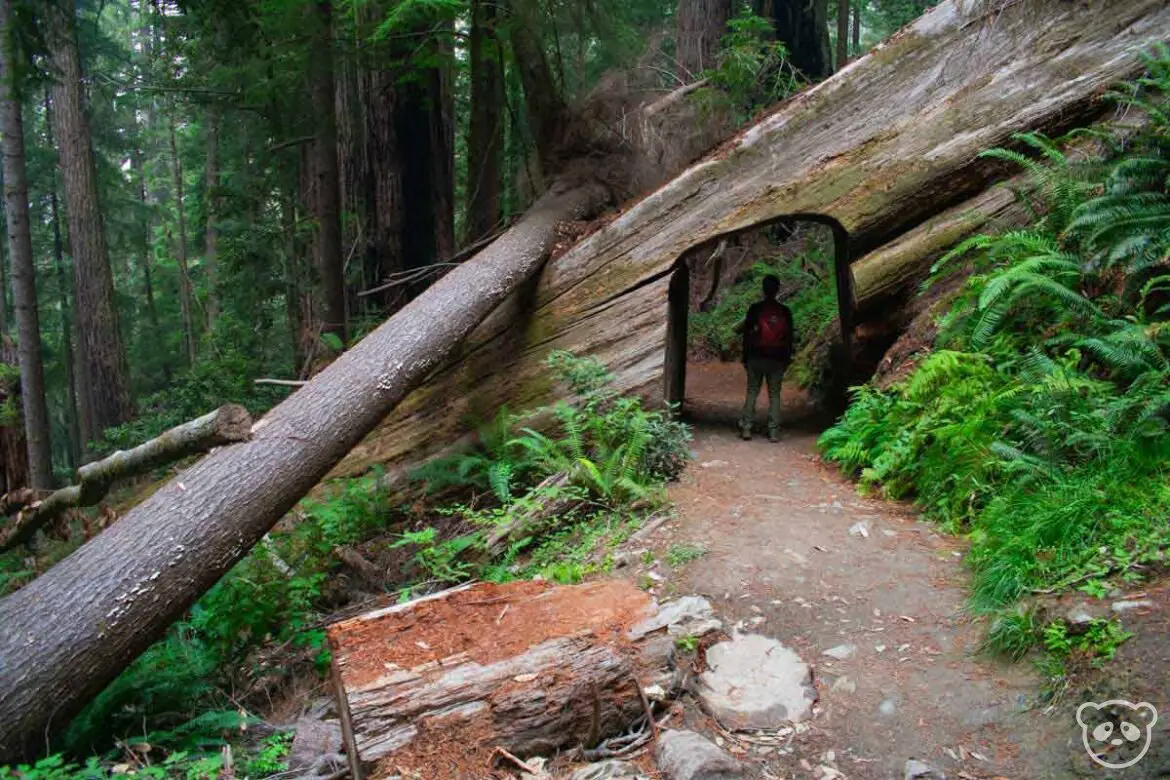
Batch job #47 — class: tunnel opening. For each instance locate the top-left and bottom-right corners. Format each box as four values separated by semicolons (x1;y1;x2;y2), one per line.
663;215;854;433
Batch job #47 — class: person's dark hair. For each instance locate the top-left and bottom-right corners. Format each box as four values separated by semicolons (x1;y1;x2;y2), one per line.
762;275;781;299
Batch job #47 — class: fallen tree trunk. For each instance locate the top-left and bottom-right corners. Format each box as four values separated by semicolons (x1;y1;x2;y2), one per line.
0;404;252;552
0;179;610;762
850;180;1033;315
328;580;714;779
332;0;1170;485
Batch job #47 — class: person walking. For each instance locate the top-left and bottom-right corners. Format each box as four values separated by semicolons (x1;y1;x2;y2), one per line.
736;275;794;442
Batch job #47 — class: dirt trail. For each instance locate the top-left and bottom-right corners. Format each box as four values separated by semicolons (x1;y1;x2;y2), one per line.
642;362;1165;780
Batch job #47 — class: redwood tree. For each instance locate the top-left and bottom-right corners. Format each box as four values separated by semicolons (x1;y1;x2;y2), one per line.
675;0;733;82
309;0;346;344
0;0;53;487
46;0;133;442
756;0;831;81
465;0;503;244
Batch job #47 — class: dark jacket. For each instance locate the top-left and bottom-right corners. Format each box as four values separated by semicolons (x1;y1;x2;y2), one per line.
742;299;794;362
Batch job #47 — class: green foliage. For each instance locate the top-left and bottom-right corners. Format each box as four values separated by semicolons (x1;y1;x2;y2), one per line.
674;634;699;653
704;9;800;121
820;54;1170;631
689;235;836;363
665;543;706;567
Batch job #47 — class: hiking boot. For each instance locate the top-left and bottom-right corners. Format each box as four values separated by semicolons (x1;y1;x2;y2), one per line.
768;429;781;443
739;423;752;441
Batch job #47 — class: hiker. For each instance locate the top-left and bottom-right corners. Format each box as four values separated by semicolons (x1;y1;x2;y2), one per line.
735;275;794;442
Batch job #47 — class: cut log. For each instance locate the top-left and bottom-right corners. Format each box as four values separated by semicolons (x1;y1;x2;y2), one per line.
0;180;610;763
327;580;714;779
0;404;253;552
333;0;1170;484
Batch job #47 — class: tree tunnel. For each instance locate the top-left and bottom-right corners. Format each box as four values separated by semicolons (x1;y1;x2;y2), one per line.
663;214;854;418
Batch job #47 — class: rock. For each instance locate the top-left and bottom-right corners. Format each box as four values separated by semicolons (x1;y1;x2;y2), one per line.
1111;599;1154;613
1065;602;1097;626
848;520;870;538
656;730;745;780
288;716;344;775
904;758;947;779
879;698;897;716
700;460;729;469
829;676;856;694
696;634;817;729
629;595;722;640
822;643;856;660
569;760;646;780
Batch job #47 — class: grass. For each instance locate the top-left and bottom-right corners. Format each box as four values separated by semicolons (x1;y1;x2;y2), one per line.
665;543;707;567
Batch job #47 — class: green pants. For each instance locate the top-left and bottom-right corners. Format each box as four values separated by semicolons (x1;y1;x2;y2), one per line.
740;357;786;433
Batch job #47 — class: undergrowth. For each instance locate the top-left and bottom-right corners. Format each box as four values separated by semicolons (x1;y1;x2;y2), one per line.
4;351;691;778
819;48;1170;661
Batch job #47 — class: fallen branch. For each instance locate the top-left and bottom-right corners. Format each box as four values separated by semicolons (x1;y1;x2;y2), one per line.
0;404;252;552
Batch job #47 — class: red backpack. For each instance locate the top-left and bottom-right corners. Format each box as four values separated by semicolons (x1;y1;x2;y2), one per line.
753;301;791;354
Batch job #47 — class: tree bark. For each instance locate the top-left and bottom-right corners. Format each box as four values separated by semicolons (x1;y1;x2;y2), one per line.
204;104;220;329
851;0;860;57
465;0;503;245
757;0;831;80
329;580;697;778
47;0;133;440
675;0;733;82
0;404;252;552
0;0;53;488
43;91;81;471
168;113;197;366
0;177;610;762
310;1;347;345
836;0;849;70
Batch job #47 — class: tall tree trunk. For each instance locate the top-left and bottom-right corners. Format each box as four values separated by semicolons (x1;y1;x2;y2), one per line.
852;0;860;56
836;0;849;70
0;178;610;762
365;66;403;312
168;114;197;366
46;0;133;441
756;0;831;81
394;23;455;298
204;104;220;330
0;0;53;488
675;0;732;82
49;185;80;472
310;1;347;345
505;0;564;180
43;91;81;470
466;0;503;244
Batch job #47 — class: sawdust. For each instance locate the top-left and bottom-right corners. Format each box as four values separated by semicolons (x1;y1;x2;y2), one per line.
329;579;654;690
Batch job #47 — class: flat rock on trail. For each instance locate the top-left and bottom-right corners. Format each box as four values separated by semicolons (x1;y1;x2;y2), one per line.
648;363;1083;779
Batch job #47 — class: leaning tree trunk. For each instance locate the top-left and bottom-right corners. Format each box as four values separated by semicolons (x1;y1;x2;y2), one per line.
0;0;53;488
0;177;610;763
329;0;1170;486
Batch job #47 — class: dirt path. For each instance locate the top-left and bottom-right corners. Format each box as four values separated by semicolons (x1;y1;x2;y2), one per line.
638;362;1163;780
